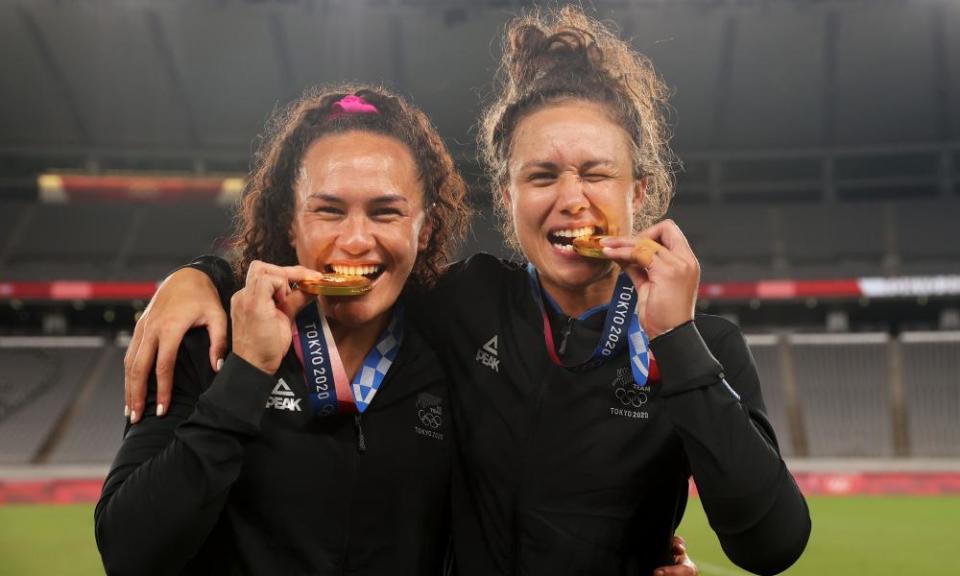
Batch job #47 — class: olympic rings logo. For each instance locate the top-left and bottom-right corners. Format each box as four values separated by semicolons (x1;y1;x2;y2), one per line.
614;386;647;408
418;408;442;429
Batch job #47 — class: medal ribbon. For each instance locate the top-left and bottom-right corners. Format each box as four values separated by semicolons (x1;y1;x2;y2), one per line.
293;302;404;416
527;264;652;387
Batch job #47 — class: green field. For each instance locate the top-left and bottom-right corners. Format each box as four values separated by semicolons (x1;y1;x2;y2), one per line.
1;496;958;575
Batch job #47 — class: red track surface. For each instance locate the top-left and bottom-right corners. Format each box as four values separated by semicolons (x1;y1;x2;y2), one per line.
0;478;104;505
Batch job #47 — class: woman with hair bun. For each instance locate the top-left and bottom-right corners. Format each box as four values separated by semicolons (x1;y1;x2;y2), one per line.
121;7;809;575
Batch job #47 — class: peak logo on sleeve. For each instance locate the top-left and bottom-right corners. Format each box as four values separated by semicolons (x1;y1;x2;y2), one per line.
266;378;302;412
475;335;500;373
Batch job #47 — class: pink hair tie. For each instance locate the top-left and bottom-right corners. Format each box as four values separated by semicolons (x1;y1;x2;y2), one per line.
329;94;379;118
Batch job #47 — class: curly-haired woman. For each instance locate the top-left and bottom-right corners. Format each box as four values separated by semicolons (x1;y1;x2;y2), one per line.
95;86;470;575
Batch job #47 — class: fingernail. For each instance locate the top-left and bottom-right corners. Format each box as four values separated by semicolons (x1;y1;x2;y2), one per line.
216;358;224;372
124;405;130;418
130;410;138;423
156;403;165;417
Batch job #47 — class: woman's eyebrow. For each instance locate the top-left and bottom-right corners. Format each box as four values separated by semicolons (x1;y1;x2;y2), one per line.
306;193;345;204
518;160;559;172
518;158;616;172
369;194;409;206
580;159;616;170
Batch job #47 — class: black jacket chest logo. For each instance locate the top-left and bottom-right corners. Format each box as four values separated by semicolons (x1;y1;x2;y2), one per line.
610;367;650;420
475;335;500;373
414;392;444;440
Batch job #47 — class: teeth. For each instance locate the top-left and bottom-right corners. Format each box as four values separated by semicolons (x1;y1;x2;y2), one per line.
551;243;576;252
552;226;595;239
331;265;382;277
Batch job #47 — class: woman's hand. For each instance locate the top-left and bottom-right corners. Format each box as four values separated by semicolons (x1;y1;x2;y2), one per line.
124;267;226;424
600;219;699;339
654;535;698;576
230;261;315;375
124;262;319;423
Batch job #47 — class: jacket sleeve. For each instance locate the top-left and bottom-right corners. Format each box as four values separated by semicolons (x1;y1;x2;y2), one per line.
94;331;276;576
183;254;237;308
650;320;811;576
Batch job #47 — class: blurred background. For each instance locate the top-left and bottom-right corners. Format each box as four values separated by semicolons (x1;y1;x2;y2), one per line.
0;0;958;574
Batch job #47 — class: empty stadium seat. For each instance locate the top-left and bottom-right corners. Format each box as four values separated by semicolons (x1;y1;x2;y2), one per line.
900;333;960;457
0;202;26;254
780;203;886;262
745;335;794;457
893;200;960;275
2;203;138;279
121;203;233;279
0;342;102;464
669;204;777;264
789;334;895;457
47;346;125;464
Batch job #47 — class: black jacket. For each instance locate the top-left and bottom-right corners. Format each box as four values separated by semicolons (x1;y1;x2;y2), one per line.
417;255;810;576
182;254;811;576
95;307;452;575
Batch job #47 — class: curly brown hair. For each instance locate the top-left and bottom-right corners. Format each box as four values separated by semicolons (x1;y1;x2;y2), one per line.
479;6;677;249
233;83;470;287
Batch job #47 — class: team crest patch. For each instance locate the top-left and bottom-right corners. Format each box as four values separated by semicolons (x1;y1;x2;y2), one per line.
610;366;649;420
414;392;444;440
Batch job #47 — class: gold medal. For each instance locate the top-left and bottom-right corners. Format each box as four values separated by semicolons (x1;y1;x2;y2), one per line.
297;273;372;297
572;236;663;267
572;235;609;259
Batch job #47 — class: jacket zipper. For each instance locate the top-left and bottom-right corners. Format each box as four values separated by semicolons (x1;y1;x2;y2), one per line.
557;315;575;356
354;413;367;454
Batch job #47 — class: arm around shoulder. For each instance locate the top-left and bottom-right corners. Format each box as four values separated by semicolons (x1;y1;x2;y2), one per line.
96;331;275;575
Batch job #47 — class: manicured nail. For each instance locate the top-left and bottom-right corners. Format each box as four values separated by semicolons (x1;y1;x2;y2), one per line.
156;403;165;417
216;358;224;372
124;405;130;418
130;410;138;423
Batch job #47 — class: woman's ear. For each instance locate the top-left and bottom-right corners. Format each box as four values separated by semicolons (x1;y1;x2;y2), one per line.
418;219;434;251
501;184;514;213
632;176;647;214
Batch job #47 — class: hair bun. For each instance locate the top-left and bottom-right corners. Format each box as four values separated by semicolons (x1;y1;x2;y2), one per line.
480;6;676;248
507;24;605;93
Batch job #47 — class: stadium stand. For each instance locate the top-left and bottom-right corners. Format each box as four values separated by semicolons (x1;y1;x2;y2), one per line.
745;335;795;457
901;332;960;457
0;202;27;255
2;203;138;280
0;338;103;464
118;202;234;280
780;203;888;278
789;333;895;458
669;204;778;266
0;202;234;282
894;200;960;275
46;346;125;464
0;331;956;463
